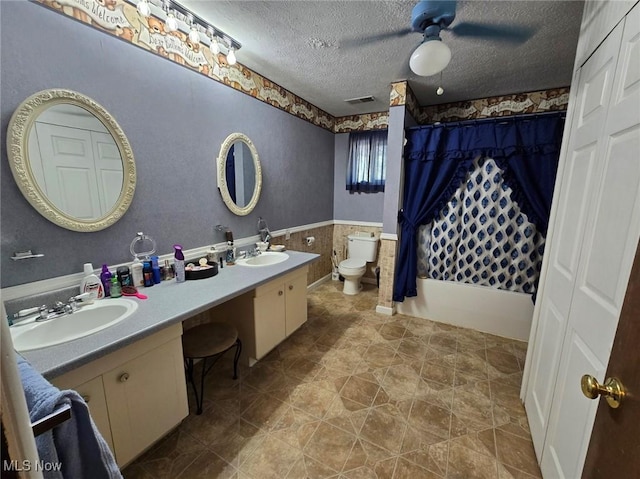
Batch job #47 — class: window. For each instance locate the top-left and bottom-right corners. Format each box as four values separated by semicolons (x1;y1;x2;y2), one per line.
346;130;387;192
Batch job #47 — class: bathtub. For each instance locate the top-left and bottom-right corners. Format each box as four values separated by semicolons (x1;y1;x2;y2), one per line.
396;278;534;341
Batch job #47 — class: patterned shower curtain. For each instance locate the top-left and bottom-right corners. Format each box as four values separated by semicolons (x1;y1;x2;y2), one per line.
416;157;545;294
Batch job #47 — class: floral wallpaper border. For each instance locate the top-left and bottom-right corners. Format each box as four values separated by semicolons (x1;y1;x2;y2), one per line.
35;0;335;130
35;1;569;133
415;87;570;123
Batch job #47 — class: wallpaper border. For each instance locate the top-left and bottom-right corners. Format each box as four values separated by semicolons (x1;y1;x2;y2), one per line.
32;1;569;133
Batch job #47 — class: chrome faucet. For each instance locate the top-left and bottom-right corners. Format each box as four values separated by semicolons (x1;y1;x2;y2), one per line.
10;293;92;325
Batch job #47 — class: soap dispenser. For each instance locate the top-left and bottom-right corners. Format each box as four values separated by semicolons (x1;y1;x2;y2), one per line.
226;241;235;265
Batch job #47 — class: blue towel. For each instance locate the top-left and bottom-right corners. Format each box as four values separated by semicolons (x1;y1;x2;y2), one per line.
17;355;122;479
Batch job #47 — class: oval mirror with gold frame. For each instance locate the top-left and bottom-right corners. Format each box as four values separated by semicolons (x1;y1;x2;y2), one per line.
6;89;136;232
217;132;262;216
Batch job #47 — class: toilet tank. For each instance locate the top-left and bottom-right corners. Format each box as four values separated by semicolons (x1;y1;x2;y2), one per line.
347;233;379;262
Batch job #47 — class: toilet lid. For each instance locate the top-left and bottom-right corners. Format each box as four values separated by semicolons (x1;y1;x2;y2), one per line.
341;259;366;269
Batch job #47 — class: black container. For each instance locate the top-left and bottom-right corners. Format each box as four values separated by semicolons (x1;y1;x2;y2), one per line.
117;266;131;287
184;259;219;280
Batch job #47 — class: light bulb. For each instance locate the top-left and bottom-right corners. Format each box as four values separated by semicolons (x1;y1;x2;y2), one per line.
165;12;178;32
137;0;151;17
189;26;200;43
436;86;444;95
227;48;236;65
210;37;220;55
409;39;451;77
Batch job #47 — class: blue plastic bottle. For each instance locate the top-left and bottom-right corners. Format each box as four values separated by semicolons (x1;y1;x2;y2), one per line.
151;255;162;284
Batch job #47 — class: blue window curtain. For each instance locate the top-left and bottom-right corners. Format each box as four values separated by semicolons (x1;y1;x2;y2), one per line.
346;130;387;192
393;113;564;302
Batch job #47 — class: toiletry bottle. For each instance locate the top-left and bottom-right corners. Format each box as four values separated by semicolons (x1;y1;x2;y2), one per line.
100;264;112;297
143;260;154;287
164;259;175;280
174;244;186;283
151;255;161;284
226;240;235;265
131;257;144;288
110;277;122;298
207;246;217;264
117;266;132;287
81;263;104;300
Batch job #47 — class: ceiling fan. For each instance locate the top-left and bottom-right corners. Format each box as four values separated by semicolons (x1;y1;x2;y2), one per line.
410;0;536;76
351;0;537;77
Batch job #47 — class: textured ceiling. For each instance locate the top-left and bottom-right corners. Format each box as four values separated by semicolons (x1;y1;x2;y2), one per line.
179;0;584;117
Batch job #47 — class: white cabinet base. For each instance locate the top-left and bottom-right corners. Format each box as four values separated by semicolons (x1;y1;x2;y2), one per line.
203;266;309;366
52;323;188;467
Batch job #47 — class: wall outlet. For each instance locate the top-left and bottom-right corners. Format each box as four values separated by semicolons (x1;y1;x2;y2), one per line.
285;229;291;240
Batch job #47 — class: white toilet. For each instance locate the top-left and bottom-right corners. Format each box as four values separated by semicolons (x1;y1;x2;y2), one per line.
338;233;379;295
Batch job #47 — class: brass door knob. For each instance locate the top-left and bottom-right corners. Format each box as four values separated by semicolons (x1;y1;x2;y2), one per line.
119;372;130;383
581;375;625;408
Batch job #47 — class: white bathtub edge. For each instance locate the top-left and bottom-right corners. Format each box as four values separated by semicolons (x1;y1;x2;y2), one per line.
396;278;533;341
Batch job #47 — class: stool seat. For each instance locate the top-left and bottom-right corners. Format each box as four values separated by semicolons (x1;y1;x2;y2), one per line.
182;321;242;415
183;322;238;359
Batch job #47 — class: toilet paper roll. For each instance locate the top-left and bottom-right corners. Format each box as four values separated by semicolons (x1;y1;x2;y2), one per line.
306;236;315;246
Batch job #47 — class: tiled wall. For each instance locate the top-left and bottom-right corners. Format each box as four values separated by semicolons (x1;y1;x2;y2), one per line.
377;238;397;310
270;224;334;285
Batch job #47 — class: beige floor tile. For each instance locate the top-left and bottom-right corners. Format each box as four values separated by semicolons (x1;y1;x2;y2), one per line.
123;283;542;479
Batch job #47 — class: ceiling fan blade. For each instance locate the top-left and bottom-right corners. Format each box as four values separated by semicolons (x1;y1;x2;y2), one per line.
449;22;537;43
340;28;414;49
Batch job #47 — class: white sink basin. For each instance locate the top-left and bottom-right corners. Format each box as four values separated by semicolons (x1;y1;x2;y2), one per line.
10;298;138;352
236;251;289;267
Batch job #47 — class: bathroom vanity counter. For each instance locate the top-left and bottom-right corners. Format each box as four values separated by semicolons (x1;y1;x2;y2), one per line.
20;250;319;379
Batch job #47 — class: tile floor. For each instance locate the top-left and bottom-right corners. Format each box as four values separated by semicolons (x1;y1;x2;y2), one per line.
123;282;541;479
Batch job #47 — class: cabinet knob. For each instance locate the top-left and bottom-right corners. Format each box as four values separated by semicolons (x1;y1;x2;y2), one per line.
119;372;130;383
278;290;283;296
288;285;294;291
82;395;91;403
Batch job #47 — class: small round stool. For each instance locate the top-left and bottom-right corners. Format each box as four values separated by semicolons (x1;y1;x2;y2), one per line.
182;322;242;415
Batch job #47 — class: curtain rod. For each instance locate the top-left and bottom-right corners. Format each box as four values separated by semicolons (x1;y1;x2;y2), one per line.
406;110;566;130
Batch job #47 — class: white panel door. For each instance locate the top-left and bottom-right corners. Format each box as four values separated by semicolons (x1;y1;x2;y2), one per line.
525;21;623;460
526;5;640;478
92;131;124;214
35;122;102;218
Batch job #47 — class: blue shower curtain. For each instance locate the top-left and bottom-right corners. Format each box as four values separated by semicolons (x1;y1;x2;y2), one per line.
393;113;564;302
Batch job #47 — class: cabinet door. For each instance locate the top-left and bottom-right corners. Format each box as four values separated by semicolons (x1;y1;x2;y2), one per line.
254;286;286;359
285;274;308;336
67;376;114;454
103;338;188;466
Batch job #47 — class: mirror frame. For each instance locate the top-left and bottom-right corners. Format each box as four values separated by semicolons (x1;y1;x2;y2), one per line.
216;132;262;216
6;89;136;232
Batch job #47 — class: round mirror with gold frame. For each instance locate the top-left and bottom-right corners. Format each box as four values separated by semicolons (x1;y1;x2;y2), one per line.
6;89;136;232
217;132;262;216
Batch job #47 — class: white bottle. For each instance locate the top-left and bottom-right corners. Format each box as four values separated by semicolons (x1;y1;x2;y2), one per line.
131;257;144;288
80;262;104;299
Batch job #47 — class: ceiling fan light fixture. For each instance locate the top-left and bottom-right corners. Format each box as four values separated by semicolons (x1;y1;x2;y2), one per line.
409;38;451;77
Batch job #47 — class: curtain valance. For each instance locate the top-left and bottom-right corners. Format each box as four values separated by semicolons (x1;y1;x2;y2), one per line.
405;115;564;163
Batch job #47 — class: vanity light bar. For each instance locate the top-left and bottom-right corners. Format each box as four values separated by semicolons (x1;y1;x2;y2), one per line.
128;0;242;52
